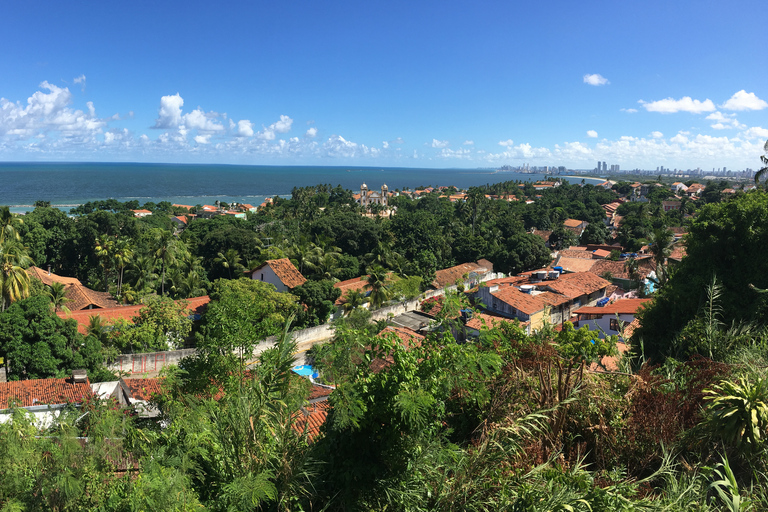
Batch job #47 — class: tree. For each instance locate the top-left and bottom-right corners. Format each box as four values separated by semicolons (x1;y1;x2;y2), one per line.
647;227;674;287
365;264;391;309
45;282;71;314
0;239;34;311
112;236;133;298
291;280;341;327
756;139;768;186
151;229;182;295
214;248;245;279
110;296;193;353
579;222;609;245
0;295;111;381
0;206;24;244
705;374;768;455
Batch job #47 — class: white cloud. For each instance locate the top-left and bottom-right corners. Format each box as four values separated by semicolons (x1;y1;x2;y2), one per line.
153;93;184;128
651;131;664;139
621;108;638;113
670;132;689;144
705;111;743;130
305;127;318;138
743;126;768;139
587;130;598;138
438;147;472;159
183;108;224;132
73;74;86;91
194;134;211;144
382;141;389;149
390;137;404;144
258;115;294;140
463;140;474;145
498;139;514;147
721;90;768;111
640;96;716;114
236;120;254;137
431;138;449;148
583;74;609;86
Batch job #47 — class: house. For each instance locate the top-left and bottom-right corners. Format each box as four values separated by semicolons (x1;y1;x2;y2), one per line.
563;219;588;236
333;275;370;305
574;298;652;339
250;258;307;292
222;210;246;219
662;200;681;212
431;260;493;290
539;272;611;310
671;182;688;194
0;371;93;427
686;183;705;196
121;378;164;418
27;266;118;310
477;285;548;333
131;209;153;218
58;295;210;334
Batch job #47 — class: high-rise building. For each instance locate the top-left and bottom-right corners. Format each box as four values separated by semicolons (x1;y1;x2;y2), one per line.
602;161;607;172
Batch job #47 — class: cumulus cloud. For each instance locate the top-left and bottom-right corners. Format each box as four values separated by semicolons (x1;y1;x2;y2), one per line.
153;93;184;128
705;111;743;130
721;90;768;111
194;134;211;144
587;130;598;138
498;139;514;147
258;115;294;140
583;74;609;86
651;131;664;139
743;126;768;139
438;147;472;159
431;138;449;148
236;120;254;137
640;96;716;114
621;108;638;113
305;127;318;138
183;108;224;132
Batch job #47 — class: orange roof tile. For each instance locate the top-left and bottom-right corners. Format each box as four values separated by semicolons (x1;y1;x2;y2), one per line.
536;291;571;308
293;401;331;440
556;257;597;273
26;266;82;287
543;272;610;299
592;249;611;259
465;312;514;331
259;259;307;289
558;249;594;259
0;377;93;408
123;378;164;401
333;276;370;305
491;287;548;315
432;261;491;289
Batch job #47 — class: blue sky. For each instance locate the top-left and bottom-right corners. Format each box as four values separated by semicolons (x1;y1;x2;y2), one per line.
1;0;766;170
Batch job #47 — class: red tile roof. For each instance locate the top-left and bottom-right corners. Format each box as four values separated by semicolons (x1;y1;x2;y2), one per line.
543;272;610;299
333;276;369;305
256;259;307;289
432;261;491;289
590;342;629;372
309;384;335;401
123;378;164;401
293;401;330;440
556;257;597;273
27;267;118;310
592;249;611;259
575;298;652;316
563;218;585;228
0;377;93;408
491;287;548;315
558;249;594;259
58;296;210;334
27;266;82;287
465;312;514;331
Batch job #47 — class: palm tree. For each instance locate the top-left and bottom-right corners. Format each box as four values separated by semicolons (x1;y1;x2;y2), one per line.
152;229;181;296
624;257;641;290
0;207;23;244
215;248;245;279
754;139;768;186
341;289;368;315
648;228;674;287
0;239;34;311
112;237;133;298
46;282;71;313
365;265;391;309
94;234;115;292
127;253;158;295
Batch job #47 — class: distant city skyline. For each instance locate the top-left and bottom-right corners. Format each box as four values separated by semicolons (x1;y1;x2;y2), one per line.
1;1;766;170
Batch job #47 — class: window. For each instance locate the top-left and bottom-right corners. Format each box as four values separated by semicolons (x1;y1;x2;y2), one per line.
260;273;264;281
610;318;620;331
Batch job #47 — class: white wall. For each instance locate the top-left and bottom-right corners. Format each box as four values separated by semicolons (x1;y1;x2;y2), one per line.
576;312;636;339
251;265;288;293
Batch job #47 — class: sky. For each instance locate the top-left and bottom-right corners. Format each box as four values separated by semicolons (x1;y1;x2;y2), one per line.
1;0;766;170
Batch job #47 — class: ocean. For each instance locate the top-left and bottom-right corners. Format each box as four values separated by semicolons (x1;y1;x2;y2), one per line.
0;162;596;213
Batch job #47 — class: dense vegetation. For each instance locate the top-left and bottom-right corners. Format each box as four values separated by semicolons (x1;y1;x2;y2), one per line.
2;171;768;509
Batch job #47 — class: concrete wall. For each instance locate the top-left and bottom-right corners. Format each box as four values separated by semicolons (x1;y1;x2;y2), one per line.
109;348;197;375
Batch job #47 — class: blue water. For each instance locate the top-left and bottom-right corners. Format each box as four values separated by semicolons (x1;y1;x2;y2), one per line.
292;365;316;376
0;161;594;213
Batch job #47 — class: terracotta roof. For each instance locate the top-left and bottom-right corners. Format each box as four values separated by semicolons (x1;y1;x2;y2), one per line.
26;266;82;287
255;259;307;289
491;287;548;315
132;209;152;216
558;249;594;259
58;295;210;334
592;249;611;259
536;291;571;308
432;261;491;289
556;257;597;273
309;384;335;401
27;267;118;310
378;326;425;347
623;318;641;340
0;377;93;409
543;272;610;299
465;312;514;331
333;276;369;305
669;242;687;262
173;215;188;225
530;229;553;243
563;218;585;228
123;378;163;401
172;204;193;209
293;401;330;440
575;298;652;316
590;342;629;372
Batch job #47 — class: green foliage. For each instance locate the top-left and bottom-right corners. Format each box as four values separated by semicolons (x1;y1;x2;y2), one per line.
291;279;341;327
705;375;768;455
0;295;111;381
110;296;193;354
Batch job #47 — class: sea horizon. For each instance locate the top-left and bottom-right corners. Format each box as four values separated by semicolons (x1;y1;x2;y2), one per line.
0;161;602;213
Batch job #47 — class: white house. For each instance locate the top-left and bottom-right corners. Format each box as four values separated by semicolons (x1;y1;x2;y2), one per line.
250;258;307;293
573;298;651;339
